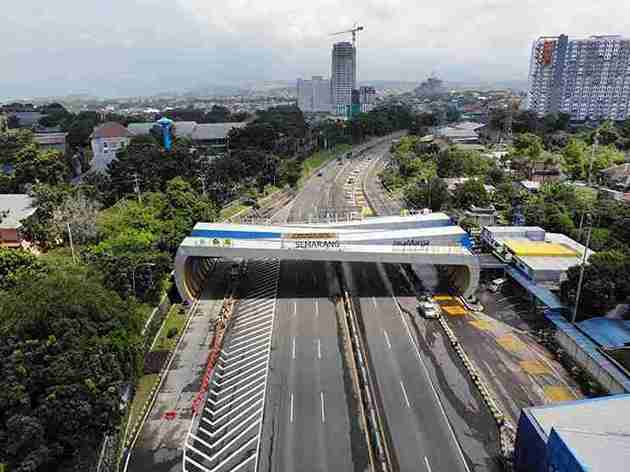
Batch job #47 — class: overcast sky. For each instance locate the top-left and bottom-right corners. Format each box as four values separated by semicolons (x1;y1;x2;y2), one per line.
2;1;629;98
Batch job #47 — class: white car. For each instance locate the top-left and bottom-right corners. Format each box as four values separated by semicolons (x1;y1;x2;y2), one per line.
417;300;440;319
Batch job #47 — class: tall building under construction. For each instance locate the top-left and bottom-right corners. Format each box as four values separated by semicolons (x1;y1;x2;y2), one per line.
527;34;630;121
331;42;356;115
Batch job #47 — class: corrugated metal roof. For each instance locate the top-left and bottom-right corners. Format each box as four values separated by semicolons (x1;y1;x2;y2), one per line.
0;194;37;229
578;318;630;348
505;266;565;309
546;313;630;392
192;122;247;141
526;394;630;438
551;427;630;471
127;123;156;136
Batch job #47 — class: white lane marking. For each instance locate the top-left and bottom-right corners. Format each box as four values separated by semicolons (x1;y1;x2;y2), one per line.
372;296;378;308
400;380;410;408
290;392;294;423
315;299;319;317
320;392;326;423
293;301;297;317
424;456;433;472
383;330;392;349
391;295;472;472
317;339;322;359
292;337;296;359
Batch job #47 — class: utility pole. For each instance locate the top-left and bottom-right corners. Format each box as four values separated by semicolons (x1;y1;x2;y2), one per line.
577;131;599;241
198;174;207;197
572;214;593;324
133;173;142;204
67;223;76;264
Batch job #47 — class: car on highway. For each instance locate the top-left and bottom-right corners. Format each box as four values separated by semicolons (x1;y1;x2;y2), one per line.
417;300;440;319
488;277;508;293
317;171;323;176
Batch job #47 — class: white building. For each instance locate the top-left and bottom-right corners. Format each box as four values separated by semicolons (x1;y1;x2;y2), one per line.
527;34;630;121
297;76;332;112
331;42;356;115
90;122;132;172
359;86;376;112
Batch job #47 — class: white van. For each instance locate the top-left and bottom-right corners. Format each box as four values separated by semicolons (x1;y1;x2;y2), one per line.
488;278;507;293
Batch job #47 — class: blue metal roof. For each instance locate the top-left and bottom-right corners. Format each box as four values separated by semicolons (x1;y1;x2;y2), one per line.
578;318;630;348
545;313;630;392
505;266;565;311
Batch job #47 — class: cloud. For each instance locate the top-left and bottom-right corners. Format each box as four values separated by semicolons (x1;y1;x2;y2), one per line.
2;0;630;97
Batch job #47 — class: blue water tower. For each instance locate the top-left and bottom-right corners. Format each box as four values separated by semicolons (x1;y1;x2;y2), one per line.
157;117;174;151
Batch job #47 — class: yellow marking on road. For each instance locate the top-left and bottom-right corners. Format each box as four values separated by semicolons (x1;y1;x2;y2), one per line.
441;304;467;316
497;334;527;352
521;360;551;375
469;319;496;331
433;294;454;302
543;385;577;402
362;207;374;217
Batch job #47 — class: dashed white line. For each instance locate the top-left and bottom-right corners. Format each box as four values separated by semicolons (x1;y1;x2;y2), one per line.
372;296;378;308
320;392;326;423
315;299;319;317
290;393;294;424
293;301;297;317
292;337;296;359
391;294;471;472
400;380;410;408
424;456;433;472
383;330;392;349
317;339;322;359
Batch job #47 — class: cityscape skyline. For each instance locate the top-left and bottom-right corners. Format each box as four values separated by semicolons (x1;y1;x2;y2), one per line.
4;1;629;99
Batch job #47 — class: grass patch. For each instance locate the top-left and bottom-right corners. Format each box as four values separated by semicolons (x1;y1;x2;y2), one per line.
301;144;352;180
220;203;248;221
127;373;159;432
152;305;186;352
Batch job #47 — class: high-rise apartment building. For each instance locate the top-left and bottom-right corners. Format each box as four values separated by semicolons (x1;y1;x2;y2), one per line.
527;34;630;121
331;42;356;115
297;76;332;112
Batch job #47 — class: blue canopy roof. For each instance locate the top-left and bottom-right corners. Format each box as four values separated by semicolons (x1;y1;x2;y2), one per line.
505;266;565;311
578;318;630;348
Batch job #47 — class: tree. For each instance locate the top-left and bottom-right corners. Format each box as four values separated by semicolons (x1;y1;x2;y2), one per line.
561;251;630;317
13;146;70;189
0;266;144;472
512;133;544;178
453;179;490;209
403;178;449;211
51;193;101;247
21;184;73;248
0;248;46;291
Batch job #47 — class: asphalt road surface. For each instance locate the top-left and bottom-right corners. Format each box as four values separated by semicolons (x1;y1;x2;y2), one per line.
344;261;471;472
257;260;365;472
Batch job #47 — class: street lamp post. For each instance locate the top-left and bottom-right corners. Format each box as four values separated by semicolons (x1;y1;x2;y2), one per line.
132;262;157;296
571;214;593;324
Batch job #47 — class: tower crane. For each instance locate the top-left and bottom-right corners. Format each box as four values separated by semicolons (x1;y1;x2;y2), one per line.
330;24;364;47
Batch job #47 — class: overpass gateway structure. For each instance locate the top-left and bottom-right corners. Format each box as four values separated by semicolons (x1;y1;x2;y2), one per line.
175;213;480;302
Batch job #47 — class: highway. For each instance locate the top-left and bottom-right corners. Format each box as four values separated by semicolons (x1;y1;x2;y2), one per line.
344;262;470;472
184;132;499;472
267;138;476;471
258;260;364;472
256;141;397;471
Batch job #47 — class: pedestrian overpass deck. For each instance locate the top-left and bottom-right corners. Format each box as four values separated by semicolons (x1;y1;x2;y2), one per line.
175;236;480;303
